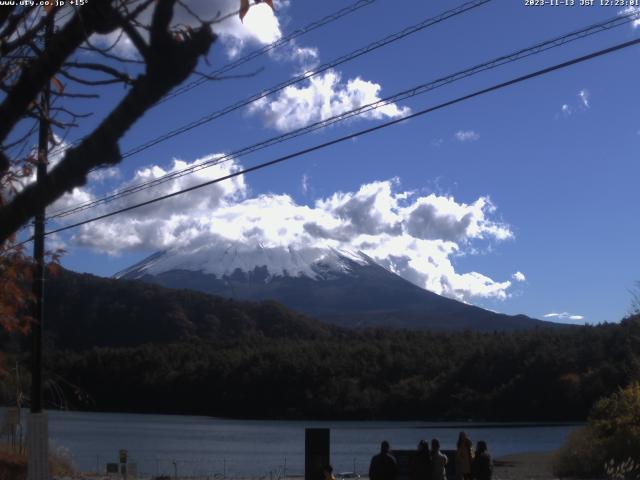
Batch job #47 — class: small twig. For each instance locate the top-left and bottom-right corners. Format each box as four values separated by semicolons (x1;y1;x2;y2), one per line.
59;69;131;86
92;26;126;54
122;0;155;23
115;13;151;62
176;0;219;25
64;61;133;83
50;106;92;120
2;122;38;152
51;91;100;99
1;8;52;56
0;6;36;44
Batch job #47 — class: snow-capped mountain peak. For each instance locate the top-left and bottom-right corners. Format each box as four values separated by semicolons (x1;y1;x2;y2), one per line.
114;243;374;282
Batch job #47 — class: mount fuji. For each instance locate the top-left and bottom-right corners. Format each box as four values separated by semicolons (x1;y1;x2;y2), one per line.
115;244;550;331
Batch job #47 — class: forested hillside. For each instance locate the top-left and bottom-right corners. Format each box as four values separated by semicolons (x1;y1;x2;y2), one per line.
2;270;638;421
42;270;337;349
46;317;640;420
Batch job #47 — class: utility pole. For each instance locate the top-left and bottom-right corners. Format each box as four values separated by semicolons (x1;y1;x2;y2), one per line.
27;13;53;480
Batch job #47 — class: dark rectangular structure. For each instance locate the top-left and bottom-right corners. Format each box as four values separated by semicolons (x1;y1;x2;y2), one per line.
390;450;414;480
305;428;330;480
442;449;456;480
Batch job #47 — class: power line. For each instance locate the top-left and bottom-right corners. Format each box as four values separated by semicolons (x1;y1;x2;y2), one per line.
36;36;640;240
161;0;377;104
48;0;490;161
120;0;490;159
13;0;492;239
45;10;639;222
47;0;376;158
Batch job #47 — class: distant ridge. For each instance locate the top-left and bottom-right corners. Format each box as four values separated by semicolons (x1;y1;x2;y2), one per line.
43;269;335;350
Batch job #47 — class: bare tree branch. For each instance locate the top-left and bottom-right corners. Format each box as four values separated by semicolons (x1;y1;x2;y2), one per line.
52;91;100;99
50;106;92;119
1;121;39;151
0;6;34;42
0;8;216;242
1;10;52;57
59;69;131;86
176;0;217;25
115;12;151;61
64;61;131;81
0;0;121;144
122;0;155;22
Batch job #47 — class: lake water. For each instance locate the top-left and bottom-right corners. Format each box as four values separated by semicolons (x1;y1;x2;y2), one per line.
31;410;579;477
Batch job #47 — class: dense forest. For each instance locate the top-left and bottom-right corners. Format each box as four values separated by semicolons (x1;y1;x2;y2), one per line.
2;270;639;421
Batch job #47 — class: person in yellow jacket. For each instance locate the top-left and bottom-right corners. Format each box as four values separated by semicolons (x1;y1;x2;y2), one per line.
455;432;473;480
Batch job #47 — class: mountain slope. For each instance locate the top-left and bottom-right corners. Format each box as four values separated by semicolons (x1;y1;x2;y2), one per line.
116;246;551;331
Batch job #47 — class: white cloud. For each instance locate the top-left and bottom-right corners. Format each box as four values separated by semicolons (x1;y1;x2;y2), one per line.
236;3;282;44
402;194;512;242
70;155;246;254
200;0;284;58
455;130;480;142
269;42;320;71
290;46;320;68
512;271;526;282
559;89;590;118
90;29;138;59
620;6;640;28
88;2;403;143
301;174;310;195
62;155;517;302
579;89;590;109
544;312;585;322
90;0;284;59
88;167;121;183
249;70;411;132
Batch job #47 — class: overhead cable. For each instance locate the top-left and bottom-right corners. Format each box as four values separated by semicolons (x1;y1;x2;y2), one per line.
45;10;640;222
36;36;640;240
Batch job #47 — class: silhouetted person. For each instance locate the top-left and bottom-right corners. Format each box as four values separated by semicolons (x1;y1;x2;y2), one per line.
369;440;398;480
471;441;492;480
455;432;473;480
431;438;448;480
410;439;432;480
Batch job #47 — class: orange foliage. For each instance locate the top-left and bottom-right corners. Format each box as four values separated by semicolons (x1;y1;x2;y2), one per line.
0;148;64;336
0;446;26;480
0;444;75;480
0;242;33;335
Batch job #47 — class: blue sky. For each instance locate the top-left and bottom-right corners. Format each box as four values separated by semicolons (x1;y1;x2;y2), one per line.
39;0;640;325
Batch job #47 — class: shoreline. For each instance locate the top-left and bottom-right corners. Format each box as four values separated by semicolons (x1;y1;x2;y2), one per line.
2;405;586;425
